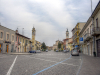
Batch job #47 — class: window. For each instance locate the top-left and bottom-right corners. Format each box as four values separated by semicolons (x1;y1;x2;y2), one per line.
1;32;3;38
18;37;19;42
12;35;14;41
7;34;9;40
16;36;17;41
23;39;24;43
96;18;98;27
20;38;21;42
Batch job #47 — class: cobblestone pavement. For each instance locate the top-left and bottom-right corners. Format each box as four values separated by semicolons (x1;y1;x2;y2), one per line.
79;53;100;75
0;51;100;75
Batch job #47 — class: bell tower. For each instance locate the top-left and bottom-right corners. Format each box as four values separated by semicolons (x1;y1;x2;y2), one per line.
32;27;36;50
66;28;69;39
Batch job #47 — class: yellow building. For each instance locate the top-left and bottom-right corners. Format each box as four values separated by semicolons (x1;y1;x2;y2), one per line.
32;27;36;50
35;40;41;50
68;39;73;51
72;22;86;47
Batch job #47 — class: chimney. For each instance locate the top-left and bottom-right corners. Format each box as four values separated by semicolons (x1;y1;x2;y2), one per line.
16;30;18;33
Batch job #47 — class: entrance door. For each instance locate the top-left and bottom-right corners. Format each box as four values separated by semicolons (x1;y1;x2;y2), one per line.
6;45;9;53
97;39;100;57
0;44;1;53
11;45;14;52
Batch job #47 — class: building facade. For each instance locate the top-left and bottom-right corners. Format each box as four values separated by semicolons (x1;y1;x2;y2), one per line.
91;1;100;57
15;30;30;52
0;25;15;53
53;40;62;50
79;1;100;57
68;38;73;51
72;22;86;48
79;17;93;56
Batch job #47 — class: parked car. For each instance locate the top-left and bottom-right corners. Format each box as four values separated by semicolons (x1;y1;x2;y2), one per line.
71;50;79;56
29;50;36;53
63;50;67;53
36;50;41;53
46;50;48;52
56;50;59;52
66;50;69;52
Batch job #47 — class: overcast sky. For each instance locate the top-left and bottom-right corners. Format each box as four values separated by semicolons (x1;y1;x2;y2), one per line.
0;0;99;46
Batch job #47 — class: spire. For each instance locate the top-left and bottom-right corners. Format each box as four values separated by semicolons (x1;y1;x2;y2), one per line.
66;28;68;32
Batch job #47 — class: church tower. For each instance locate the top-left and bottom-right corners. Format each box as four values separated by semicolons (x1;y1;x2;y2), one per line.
66;28;69;39
32;27;36;50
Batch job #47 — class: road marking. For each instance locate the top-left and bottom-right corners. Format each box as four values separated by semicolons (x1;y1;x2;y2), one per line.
35;56;67;59
6;55;18;75
32;54;69;56
76;55;83;75
32;55;71;75
23;55;78;66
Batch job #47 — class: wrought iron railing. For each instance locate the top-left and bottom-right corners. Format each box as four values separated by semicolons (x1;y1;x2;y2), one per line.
92;27;100;32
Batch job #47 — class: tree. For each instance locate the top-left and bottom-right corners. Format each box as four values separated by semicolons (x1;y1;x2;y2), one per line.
58;42;61;50
41;42;47;50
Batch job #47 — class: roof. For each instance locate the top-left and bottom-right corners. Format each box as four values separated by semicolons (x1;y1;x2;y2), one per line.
16;33;30;39
68;41;73;44
0;24;15;32
91;1;100;18
71;22;86;32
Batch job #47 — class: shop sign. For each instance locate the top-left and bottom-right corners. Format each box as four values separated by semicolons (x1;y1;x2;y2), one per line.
4;41;11;44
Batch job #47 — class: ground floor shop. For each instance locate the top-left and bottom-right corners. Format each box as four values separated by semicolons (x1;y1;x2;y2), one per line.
0;41;15;53
15;44;30;53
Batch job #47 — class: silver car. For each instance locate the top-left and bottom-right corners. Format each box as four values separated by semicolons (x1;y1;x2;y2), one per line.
36;50;41;53
71;50;79;56
46;50;48;52
63;50;67;53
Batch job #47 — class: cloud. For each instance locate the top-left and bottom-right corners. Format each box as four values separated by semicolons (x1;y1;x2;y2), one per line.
0;0;99;46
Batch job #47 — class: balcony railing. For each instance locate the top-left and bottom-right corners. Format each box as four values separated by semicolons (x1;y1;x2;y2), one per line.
83;33;92;42
92;27;100;36
72;28;80;34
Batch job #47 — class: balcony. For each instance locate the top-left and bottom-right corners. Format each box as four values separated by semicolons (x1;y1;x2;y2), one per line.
84;33;92;43
73;28;80;35
92;27;100;36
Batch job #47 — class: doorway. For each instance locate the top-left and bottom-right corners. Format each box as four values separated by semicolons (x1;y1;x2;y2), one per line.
87;45;89;55
97;39;100;57
11;45;14;52
0;44;2;53
6;45;9;53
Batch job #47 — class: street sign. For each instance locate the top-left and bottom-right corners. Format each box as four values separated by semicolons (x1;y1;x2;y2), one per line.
80;37;83;41
75;45;78;48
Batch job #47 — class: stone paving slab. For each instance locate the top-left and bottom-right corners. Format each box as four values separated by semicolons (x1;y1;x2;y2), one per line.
9;53;33;55
79;53;100;75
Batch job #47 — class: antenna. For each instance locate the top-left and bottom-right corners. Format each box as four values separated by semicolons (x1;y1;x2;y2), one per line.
22;28;24;35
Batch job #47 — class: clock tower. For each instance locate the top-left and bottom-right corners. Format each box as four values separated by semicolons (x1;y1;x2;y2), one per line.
32;27;36;50
66;28;69;39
